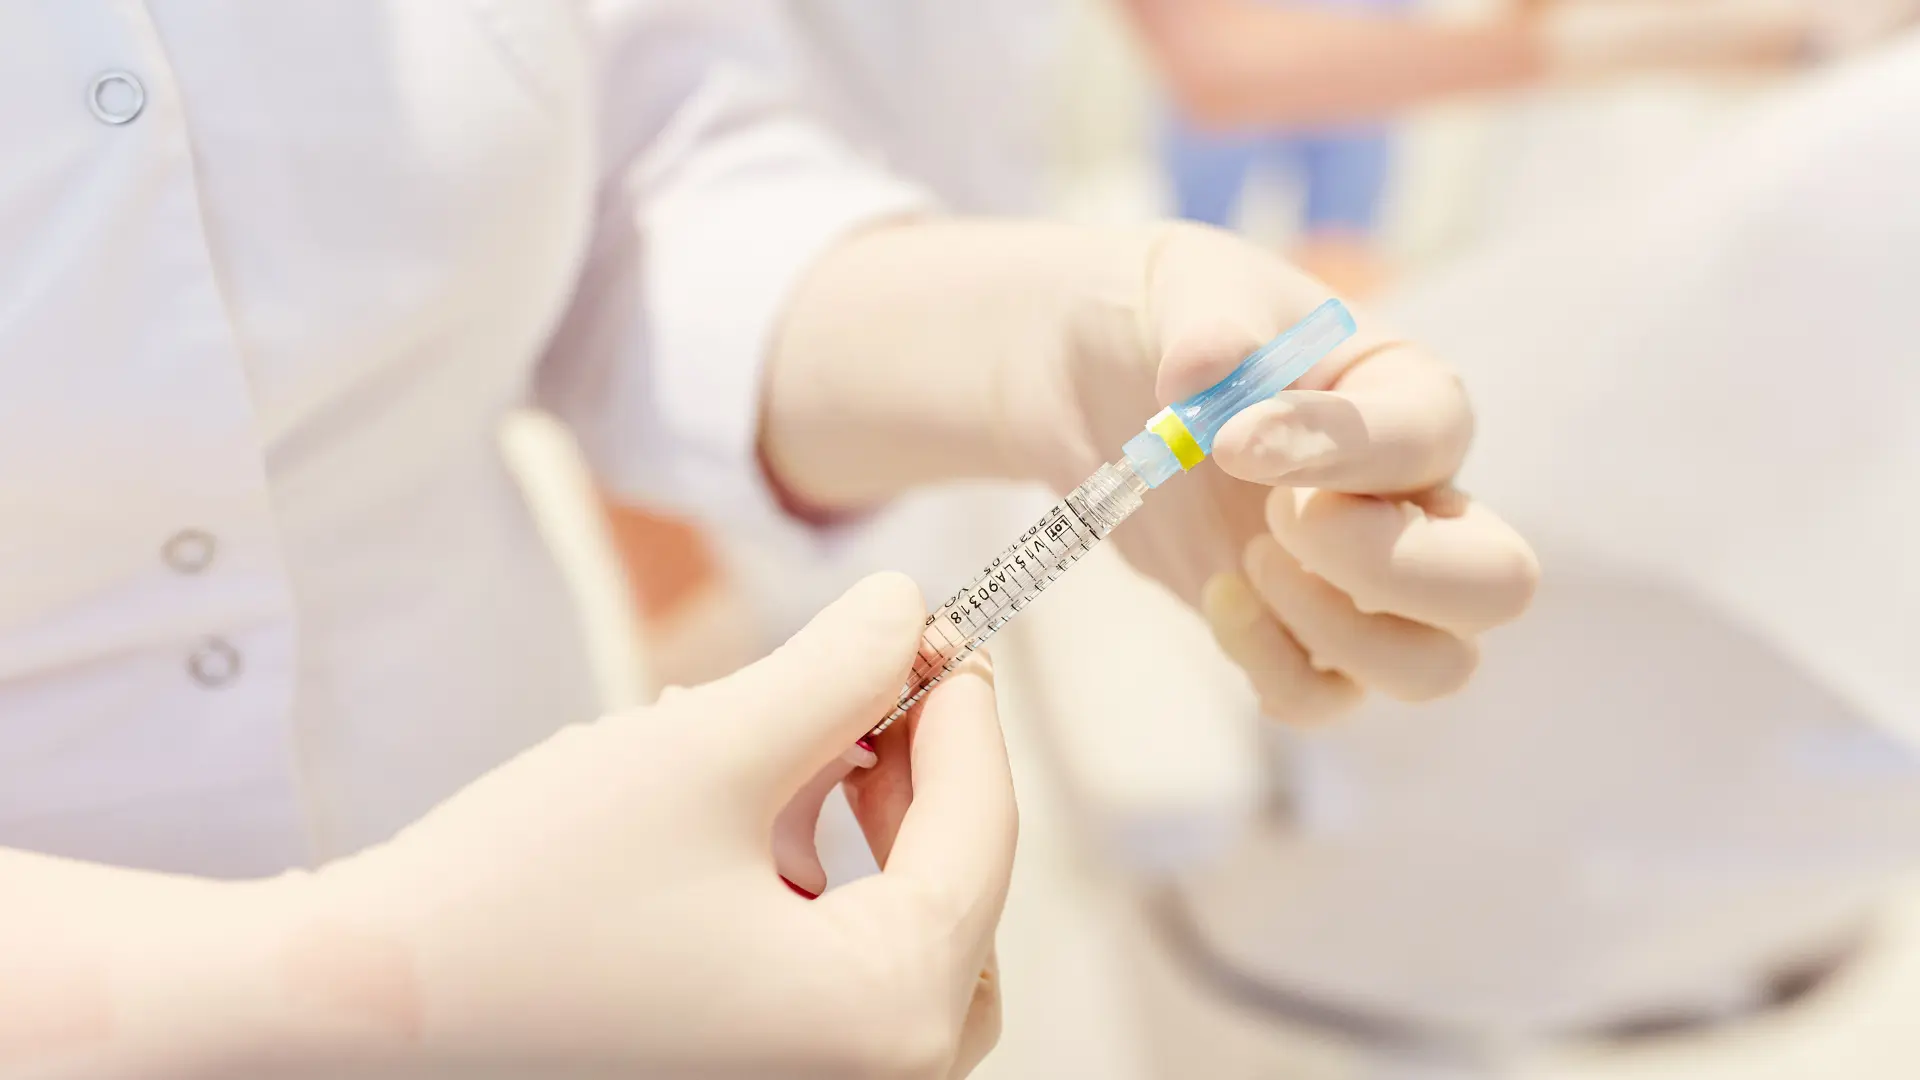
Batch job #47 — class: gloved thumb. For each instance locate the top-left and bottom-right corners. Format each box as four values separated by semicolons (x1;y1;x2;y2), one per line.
682;571;926;813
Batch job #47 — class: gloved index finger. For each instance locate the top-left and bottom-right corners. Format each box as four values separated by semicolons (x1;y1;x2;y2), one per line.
841;723;913;871
688;572;926;810
863;655;1017;942
1209;343;1474;497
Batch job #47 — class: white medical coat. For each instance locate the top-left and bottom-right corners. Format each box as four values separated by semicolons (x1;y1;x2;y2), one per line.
0;0;923;877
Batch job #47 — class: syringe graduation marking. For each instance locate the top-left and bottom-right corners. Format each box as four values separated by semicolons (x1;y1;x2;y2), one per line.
875;492;1104;734
866;302;1357;739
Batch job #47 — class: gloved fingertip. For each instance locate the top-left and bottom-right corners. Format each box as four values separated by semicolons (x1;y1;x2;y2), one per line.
838;571;927;636
949;646;995;686
1263;484;1310;541
1242;531;1296;579
1201;572;1264;633
1212;394;1345;484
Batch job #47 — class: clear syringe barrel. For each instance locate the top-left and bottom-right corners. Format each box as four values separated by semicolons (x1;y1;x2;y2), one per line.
868;299;1357;737
874;461;1150;734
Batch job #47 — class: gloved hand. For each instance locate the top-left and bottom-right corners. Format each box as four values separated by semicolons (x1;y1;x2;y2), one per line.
1035;223;1539;722
766;220;1536;727
305;572;1014;1078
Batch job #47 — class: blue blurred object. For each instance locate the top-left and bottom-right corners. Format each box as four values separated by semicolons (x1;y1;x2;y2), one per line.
1166;122;1396;232
1162;0;1414;234
1122;299;1354;487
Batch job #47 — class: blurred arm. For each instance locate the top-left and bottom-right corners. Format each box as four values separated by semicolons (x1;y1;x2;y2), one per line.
1118;0;1814;129
1119;0;1546;128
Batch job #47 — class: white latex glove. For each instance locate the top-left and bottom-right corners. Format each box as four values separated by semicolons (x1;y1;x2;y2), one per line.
768;220;1537;727
1044;224;1540;723
334;572;1012;1078
9;574;1012;1080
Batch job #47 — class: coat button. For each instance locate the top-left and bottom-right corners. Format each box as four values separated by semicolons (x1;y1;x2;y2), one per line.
163;529;217;574
88;71;146;125
188;639;242;689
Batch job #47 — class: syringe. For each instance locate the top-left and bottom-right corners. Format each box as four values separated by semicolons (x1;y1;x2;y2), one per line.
870;299;1357;737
